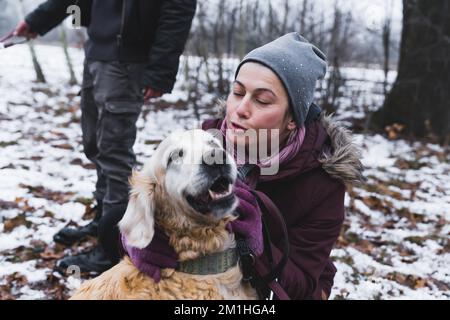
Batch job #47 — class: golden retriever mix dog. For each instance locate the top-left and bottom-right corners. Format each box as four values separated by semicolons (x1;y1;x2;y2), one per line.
71;129;258;300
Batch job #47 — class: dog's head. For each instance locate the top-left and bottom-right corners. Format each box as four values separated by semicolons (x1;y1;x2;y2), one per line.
119;129;238;249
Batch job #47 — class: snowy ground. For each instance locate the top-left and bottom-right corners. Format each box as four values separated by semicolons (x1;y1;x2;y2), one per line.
0;45;449;300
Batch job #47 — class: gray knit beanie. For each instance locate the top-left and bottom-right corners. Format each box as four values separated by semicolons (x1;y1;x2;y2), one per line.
235;32;327;127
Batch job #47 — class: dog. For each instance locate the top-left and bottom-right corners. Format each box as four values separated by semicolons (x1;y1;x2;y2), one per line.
70;129;258;299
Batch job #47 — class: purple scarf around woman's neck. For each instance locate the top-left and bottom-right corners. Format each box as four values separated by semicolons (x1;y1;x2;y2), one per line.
219;119;306;181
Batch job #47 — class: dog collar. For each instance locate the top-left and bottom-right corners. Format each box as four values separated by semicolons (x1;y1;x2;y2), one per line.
176;248;238;275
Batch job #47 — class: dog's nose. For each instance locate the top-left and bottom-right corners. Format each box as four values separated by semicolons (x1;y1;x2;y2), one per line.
202;148;227;167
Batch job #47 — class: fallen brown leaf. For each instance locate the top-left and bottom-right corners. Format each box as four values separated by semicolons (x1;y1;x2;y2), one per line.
51;143;74;150
40;249;65;261
3;214;30;233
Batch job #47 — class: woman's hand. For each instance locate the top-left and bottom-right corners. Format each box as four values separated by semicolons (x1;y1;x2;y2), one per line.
229;179;264;256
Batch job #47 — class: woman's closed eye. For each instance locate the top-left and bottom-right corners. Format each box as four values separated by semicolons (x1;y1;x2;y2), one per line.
256;98;271;105
255;94;273;105
233;92;271;105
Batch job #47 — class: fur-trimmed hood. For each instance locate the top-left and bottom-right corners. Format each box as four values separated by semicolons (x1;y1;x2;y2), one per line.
255;113;365;187
317;115;365;187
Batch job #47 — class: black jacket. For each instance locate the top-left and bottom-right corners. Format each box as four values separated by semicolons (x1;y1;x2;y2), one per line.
25;0;197;93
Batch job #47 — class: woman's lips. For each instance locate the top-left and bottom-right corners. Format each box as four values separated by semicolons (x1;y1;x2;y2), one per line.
230;121;248;131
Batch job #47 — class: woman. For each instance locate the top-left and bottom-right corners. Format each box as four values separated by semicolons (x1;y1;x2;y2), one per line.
122;33;364;300
200;32;364;299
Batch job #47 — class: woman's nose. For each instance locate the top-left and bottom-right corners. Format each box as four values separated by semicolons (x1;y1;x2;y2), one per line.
235;95;251;118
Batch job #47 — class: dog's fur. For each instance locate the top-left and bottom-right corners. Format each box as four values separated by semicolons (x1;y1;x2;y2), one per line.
70;130;258;300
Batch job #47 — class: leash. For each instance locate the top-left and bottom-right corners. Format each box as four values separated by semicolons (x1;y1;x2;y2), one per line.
237;188;291;300
0;30;15;42
254;256;291;300
252;190;291;300
0;30;28;49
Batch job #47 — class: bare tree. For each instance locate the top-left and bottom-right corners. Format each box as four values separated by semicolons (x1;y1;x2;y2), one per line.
374;0;450;143
59;26;77;85
280;0;290;35
237;0;247;59
299;0;309;34
267;1;276;41
213;1;227;96
321;1;350;113
226;5;238;57
17;0;46;83
382;0;394;96
194;2;213;92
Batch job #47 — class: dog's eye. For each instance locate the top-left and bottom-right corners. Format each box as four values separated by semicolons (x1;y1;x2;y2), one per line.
208;140;220;148
167;148;184;166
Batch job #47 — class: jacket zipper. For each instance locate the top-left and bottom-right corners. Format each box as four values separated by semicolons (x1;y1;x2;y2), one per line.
117;0;126;48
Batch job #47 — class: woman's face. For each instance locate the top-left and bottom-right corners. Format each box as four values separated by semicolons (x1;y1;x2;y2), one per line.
225;62;296;148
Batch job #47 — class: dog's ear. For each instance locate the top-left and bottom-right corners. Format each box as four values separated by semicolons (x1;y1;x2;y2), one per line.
119;169;156;249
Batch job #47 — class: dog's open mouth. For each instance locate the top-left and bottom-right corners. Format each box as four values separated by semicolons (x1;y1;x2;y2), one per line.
208;176;233;200
186;176;235;214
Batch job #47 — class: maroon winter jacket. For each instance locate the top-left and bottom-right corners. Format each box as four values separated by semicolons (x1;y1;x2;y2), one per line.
202;115;364;300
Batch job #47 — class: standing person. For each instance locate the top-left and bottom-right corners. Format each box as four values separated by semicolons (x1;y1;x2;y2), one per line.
14;0;197;274
119;32;364;299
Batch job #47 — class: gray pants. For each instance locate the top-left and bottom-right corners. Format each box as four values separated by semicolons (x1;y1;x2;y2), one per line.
81;59;144;262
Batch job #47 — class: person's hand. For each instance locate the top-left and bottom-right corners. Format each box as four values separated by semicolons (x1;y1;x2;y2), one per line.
143;87;163;102
229;179;264;257
121;225;178;282
14;20;37;39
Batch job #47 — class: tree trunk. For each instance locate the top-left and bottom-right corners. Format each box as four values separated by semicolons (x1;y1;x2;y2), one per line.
17;0;46;83
280;0;290;35
382;0;394;97
299;0;308;34
60;26;78;86
28;42;47;83
237;0;247;59
373;0;450;143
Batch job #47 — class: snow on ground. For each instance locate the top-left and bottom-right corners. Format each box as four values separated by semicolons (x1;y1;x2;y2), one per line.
0;44;449;300
330;134;450;299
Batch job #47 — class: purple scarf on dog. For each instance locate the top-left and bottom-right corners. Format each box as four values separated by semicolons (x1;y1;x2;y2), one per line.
121;227;177;282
